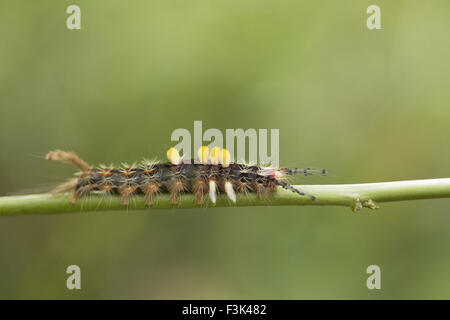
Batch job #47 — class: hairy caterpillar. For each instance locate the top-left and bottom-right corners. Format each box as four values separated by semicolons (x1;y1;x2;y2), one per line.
46;147;326;206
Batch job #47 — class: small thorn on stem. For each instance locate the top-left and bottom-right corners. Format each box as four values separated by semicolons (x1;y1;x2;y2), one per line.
352;198;363;212
363;199;379;210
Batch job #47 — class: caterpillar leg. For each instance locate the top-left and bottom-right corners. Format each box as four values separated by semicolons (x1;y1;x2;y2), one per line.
168;180;186;204
276;181;316;201
192;179;208;205
119;186;137;206
253;179;267;199
235;177;251;196
141;183;160;206
264;180;277;196
70;184;94;204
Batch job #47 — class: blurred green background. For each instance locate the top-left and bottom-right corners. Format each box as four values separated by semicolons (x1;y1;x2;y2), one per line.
1;0;450;299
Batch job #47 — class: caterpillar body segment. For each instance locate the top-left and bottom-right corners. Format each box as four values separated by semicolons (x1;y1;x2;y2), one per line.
46;148;326;206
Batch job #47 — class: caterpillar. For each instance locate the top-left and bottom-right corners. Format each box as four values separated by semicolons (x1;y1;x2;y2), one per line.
46;147;326;206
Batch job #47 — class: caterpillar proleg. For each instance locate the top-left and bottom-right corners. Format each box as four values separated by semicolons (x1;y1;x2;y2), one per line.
46;147;326;206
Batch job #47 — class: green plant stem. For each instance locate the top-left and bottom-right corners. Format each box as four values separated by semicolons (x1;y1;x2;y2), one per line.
1;178;450;217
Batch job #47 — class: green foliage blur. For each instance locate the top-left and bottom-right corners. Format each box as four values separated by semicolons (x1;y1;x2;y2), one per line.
1;0;450;299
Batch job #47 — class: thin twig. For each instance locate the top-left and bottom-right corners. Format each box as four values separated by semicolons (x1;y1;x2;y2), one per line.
1;178;450;217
